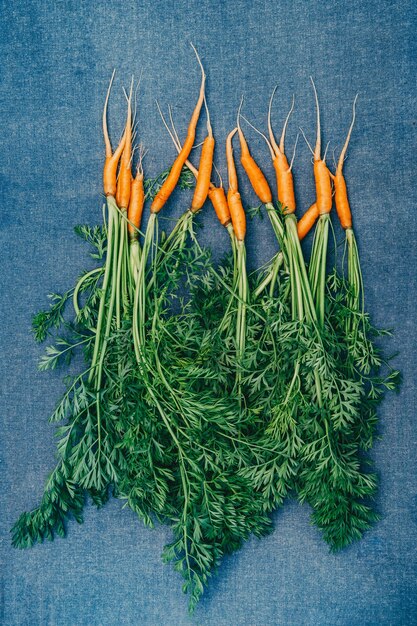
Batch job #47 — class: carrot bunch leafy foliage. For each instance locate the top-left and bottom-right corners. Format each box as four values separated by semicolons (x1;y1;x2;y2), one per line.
12;50;400;612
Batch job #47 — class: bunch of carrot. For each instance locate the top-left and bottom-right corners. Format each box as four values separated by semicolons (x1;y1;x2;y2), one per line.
12;48;399;612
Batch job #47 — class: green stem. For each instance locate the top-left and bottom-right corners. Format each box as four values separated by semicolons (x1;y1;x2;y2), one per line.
73;267;103;319
87;197;117;385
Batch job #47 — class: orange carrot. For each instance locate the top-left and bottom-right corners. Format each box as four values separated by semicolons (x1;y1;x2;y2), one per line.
191;134;215;212
156;100;228;227
151;46;206;213
128;167;144;238
116;83;133;209
227;189;246;241
237;101;272;204
273;152;296;213
267;90;297;213
311;79;332;215
226;128;246;240
297;203;319;240
208;185;231;226
314;160;332;215
333;95;358;229
103;72;127;197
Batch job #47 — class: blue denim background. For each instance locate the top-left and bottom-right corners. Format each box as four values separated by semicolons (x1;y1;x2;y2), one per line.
1;1;416;624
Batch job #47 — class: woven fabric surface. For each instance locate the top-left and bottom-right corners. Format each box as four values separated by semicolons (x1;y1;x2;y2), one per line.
1;1;416;624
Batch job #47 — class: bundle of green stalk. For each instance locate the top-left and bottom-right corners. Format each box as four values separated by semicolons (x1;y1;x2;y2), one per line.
11;53;276;611
12;50;399;612
216;82;400;548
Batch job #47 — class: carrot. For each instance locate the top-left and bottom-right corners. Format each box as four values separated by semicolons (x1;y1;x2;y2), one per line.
313;160;332;215
157;101;229;228
297;203;319;240
208;186;231;226
333;95;358;229
151;45;206;213
227;189;246;241
310;79;332;215
128;166;145;238
226;128;246;240
273;153;296;213
116;83;133;209
237;100;272;204
191;99;215;212
226;128;239;192
191;136;215;211
267;90;297;213
103;72;127;197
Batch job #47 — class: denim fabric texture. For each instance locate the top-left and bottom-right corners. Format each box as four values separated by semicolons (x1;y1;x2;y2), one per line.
1;1;416;624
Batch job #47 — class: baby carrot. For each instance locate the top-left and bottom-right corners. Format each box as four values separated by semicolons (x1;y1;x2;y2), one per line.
191;98;215;212
227;190;246;241
226;128;246;241
268;90;297;213
157;100;229;227
333;95;358;229
191;136;215;211
226;128;239;192
116;83;133;210
311;79;332;215
208;186;231;226
237;101;272;204
128;166;145;238
151;45;206;213
103;72;126;197
297;203;319;240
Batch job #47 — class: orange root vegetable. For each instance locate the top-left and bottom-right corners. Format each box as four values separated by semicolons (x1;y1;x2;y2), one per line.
311;78;332;215
151;45;206;213
267;90;297;213
128;167;145;238
226;127;246;240
227;190;246;241
102;72;127;197
191;135;215;212
333;95;358;229
237;101;272;204
273;152;296;213
116;83;134;209
157;100;227;226
314;159;332;215
297;203;319;240
208;185;231;226
334;173;352;229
